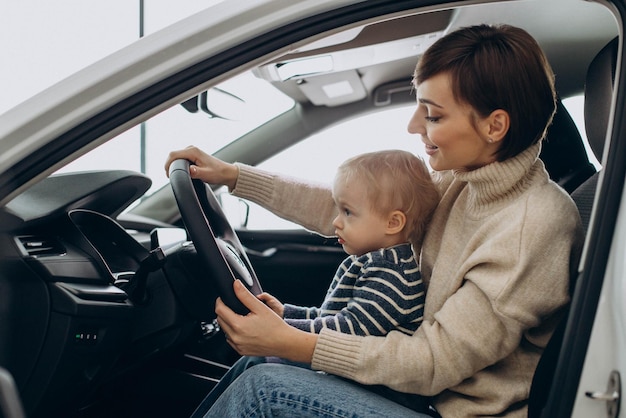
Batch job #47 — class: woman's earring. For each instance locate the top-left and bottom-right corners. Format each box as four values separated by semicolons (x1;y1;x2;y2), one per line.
487;138;494;143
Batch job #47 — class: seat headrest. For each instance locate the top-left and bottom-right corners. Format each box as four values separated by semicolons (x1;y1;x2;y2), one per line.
541;99;594;192
584;37;618;162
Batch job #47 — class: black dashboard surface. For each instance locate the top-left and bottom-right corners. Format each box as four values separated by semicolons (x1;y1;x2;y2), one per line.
0;170;151;231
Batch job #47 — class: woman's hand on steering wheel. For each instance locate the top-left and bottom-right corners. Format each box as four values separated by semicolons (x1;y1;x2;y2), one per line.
216;280;318;363
165;145;239;190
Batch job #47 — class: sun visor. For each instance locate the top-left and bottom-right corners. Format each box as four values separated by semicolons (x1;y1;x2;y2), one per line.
296;70;366;107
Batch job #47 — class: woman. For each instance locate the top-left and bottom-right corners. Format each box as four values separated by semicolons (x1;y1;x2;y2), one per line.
166;24;583;418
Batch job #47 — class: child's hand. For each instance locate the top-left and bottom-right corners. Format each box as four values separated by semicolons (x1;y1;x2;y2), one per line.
257;293;284;318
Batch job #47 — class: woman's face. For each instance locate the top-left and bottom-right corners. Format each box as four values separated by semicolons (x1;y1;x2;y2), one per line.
408;72;498;171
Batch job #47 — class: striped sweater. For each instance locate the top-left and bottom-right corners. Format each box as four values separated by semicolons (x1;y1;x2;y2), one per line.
283;243;424;336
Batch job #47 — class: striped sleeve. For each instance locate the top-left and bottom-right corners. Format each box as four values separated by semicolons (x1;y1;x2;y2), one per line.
283;255;353;320
286;247;425;336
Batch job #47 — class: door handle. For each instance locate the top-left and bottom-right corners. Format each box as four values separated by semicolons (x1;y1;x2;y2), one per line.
586;390;619;401
584;370;621;418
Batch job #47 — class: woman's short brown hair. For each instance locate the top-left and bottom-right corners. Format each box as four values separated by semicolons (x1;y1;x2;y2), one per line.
336;150;440;247
414;24;556;161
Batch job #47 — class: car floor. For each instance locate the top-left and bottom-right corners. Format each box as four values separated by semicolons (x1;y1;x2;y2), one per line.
75;334;238;418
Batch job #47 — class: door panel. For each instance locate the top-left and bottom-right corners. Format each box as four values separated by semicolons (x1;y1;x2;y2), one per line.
570;189;626;417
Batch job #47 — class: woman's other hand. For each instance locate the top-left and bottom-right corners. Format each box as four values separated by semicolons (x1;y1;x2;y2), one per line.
164;145;239;190
216;280;318;363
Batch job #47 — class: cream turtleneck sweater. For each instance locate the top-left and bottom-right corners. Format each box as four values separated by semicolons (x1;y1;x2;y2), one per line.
231;142;583;417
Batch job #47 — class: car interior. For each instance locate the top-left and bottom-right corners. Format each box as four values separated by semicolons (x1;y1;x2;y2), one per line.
0;0;621;417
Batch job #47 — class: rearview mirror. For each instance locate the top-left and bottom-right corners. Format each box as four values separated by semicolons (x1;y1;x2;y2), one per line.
181;87;246;120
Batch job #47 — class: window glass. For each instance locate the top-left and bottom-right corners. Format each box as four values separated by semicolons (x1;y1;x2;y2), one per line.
57;71;295;195
0;1;223;115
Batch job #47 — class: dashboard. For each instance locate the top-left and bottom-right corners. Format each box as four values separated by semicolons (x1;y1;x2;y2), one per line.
0;170;211;417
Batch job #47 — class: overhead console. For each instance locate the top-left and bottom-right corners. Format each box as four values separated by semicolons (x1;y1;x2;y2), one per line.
253;9;454;106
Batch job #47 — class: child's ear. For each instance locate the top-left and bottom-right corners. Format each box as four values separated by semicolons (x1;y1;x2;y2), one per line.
386;210;406;234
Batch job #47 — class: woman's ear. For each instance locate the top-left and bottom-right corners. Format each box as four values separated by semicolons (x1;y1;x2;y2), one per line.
487;109;510;143
386;210;407;235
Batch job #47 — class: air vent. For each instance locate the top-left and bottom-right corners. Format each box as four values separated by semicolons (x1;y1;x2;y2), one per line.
17;235;66;257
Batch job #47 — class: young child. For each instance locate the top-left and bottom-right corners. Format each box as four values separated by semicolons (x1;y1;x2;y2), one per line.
260;150;440;336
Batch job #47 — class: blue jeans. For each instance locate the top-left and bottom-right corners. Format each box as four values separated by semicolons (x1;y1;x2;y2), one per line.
191;356;436;418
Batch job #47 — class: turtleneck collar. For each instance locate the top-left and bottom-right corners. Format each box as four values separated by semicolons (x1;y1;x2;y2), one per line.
451;141;545;216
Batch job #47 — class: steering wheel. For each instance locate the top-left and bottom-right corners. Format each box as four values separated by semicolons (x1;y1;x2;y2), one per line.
168;159;262;314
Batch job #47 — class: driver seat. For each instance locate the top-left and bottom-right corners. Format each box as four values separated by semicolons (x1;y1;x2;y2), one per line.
527;36;618;418
571;37;618;232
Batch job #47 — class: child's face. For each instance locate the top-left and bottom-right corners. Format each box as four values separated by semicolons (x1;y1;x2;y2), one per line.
331;177;393;256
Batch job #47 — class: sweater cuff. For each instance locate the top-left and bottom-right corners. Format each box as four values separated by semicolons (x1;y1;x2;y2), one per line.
283;303;309;319
232;163;273;202
311;328;363;379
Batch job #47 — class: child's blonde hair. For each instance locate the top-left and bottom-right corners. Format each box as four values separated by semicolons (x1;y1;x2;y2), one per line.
335;150;439;247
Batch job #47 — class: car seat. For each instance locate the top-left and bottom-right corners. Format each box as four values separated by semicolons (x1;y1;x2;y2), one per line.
571;37;618;233
527;36;618;418
540;99;596;193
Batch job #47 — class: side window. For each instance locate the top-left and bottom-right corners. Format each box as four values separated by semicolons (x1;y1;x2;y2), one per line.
241;105;429;230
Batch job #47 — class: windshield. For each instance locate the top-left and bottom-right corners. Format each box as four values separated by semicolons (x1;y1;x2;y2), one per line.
55;71;295;194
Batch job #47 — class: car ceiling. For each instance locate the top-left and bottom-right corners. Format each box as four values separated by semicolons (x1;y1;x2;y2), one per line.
254;0;618;108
